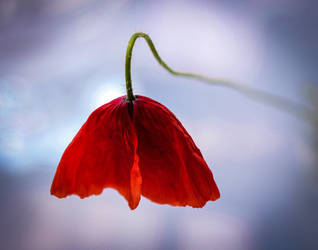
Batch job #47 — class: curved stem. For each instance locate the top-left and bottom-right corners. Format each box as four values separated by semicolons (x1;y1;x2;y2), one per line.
125;32;314;123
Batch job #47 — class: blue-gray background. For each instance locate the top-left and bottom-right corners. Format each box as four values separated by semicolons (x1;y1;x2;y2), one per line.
1;0;318;249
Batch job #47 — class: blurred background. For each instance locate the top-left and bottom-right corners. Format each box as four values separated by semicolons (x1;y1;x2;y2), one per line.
1;0;318;249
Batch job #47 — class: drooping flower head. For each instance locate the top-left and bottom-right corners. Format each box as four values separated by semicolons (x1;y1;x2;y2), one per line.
51;95;220;209
50;32;220;209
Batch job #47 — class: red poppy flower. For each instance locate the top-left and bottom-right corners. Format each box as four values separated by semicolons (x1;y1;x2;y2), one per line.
51;95;220;209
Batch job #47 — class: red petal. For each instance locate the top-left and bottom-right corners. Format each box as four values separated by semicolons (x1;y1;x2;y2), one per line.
133;95;220;208
50;96;142;209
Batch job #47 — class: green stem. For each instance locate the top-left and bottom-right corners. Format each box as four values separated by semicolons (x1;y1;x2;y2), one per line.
124;32;314;123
